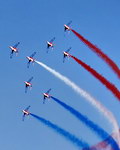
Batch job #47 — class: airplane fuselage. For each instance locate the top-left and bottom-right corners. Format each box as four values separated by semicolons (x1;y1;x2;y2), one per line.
9;46;17;52
22;110;30;115
26;56;34;62
24;81;32;87
47;41;53;47
64;24;71;31
63;51;70;57
43;93;50;98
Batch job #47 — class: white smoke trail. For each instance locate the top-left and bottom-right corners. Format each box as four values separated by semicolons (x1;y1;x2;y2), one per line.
35;60;120;146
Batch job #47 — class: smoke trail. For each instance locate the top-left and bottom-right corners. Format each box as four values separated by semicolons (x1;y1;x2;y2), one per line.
35;60;120;146
88;130;120;150
51;96;119;150
71;29;120;79
87;135;117;150
30;113;89;149
70;55;120;101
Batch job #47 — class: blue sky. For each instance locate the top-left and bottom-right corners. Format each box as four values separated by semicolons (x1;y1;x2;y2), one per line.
0;0;120;149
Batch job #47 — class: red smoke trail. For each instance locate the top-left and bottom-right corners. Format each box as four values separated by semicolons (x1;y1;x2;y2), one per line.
71;29;120;79
85;130;120;150
70;55;120;101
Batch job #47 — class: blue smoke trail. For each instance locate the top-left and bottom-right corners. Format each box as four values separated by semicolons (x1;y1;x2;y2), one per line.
30;113;89;149
51;96;119;150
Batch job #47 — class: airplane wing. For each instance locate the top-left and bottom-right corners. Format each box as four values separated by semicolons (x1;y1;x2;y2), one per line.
25;105;31;111
10;51;14;58
25;86;28;93
22;114;25;121
46;48;49;53
66;47;71;53
46;88;51;94
64;27;67;31
50;37;55;43
63;55;66;63
27;61;30;68
43;95;46;100
13;42;20;48
27;77;33;83
43;98;46;104
47;44;50;49
67;21;72;26
30;52;36;58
